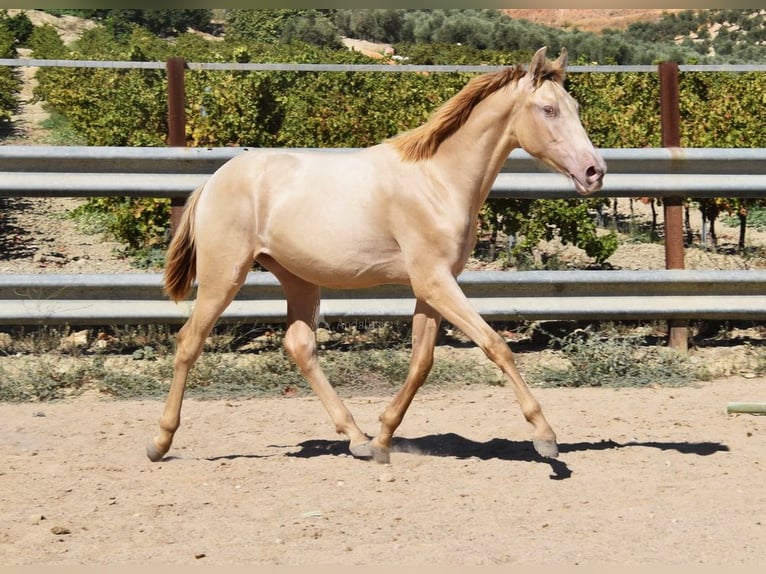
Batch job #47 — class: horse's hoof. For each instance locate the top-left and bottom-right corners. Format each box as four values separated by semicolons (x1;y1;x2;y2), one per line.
146;439;166;462
349;441;373;459
533;439;559;459
370;443;391;465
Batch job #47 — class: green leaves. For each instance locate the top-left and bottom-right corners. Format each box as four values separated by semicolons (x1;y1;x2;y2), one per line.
568;71;662;149
0;18;19;123
70;196;171;253
481;197;618;267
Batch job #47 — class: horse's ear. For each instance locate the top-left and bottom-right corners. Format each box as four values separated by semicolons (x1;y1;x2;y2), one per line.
553;48;568;82
554;48;568;70
527;46;548;79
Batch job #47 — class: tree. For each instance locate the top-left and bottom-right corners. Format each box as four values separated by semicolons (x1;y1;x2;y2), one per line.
28;23;69;58
226;10;310;44
142;10;213;36
82;9;214;39
281;11;342;48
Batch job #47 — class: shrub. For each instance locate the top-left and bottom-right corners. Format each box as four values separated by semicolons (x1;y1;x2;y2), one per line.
70;196;170;251
1;9;34;46
0;19;18;124
529;324;710;388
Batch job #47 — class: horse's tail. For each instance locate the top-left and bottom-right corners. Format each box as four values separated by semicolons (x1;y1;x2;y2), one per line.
164;185;204;302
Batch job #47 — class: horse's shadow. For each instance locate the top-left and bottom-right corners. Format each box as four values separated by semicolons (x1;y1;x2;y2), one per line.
283;433;730;480
196;433;728;481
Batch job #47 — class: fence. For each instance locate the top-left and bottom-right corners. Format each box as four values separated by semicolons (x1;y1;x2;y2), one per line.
1;269;766;327
2;145;766;327
4;145;766;200
1;58;766;336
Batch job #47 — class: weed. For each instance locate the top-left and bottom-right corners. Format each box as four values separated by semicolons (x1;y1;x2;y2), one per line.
126;246;167;270
39;111;87;145
0;356;95;401
185;351;307;398
528;324;711;388
0;321;719;403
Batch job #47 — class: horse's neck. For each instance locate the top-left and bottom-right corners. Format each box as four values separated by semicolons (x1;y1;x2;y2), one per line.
430;86;521;217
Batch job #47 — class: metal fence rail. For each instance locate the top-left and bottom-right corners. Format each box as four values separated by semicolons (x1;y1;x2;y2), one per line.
2;145;766;326
3;145;766;199
5;58;766;73
2;57;765;329
1;270;765;326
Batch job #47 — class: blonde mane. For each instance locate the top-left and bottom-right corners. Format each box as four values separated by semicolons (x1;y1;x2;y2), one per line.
389;60;564;162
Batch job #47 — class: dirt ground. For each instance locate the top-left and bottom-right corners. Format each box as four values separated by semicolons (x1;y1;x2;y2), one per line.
1;376;764;566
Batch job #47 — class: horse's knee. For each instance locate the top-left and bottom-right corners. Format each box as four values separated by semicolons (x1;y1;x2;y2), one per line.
405;350;434;390
414;350;434;373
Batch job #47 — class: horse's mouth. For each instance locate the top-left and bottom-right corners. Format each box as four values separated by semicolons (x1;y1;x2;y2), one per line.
571;174;603;197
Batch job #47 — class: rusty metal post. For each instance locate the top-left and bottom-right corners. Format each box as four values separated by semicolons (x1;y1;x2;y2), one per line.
166;57;187;235
659;61;688;353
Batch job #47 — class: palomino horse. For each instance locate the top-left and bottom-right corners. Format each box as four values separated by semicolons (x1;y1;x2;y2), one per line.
147;47;606;464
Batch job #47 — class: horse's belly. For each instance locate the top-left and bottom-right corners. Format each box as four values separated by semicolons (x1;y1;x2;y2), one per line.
262;233;409;289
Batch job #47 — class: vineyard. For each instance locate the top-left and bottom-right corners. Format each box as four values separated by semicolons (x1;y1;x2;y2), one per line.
2;9;766;261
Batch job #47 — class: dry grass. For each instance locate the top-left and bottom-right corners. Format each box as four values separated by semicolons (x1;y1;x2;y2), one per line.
3;319;762;403
500;9;686;33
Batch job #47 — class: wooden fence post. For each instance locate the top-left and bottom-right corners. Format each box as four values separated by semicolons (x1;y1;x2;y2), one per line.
659;60;688;354
166;57;187;236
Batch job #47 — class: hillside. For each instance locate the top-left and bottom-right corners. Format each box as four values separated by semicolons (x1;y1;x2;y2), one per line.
501;9;685;33
14;9;685;47
15;8;766;66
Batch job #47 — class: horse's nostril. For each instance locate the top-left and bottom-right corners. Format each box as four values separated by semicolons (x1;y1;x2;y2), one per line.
586;165;602;182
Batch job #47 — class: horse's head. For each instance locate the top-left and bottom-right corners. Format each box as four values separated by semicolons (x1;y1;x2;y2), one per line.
515;47;606;196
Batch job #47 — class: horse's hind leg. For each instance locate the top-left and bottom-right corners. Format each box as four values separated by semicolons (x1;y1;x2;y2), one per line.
369;300;442;463
262;258;371;457
147;264;249;461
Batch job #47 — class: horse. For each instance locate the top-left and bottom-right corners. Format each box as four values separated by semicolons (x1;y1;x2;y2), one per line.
146;46;606;464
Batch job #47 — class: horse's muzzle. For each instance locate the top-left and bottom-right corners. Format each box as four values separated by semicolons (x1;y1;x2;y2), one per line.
572;162;606;196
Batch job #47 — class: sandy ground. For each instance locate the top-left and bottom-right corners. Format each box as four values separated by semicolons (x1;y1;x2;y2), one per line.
1;376;764;566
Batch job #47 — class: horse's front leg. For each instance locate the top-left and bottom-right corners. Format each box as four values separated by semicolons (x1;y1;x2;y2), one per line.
414;272;559;459
369;300;442;464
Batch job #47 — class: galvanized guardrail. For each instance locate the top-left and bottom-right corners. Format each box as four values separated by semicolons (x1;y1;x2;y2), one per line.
2;145;766;326
5;57;766;73
2;145;766;199
1;270;765;326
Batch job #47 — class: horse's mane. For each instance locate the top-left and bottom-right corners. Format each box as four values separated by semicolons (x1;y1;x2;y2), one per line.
388;60;564;162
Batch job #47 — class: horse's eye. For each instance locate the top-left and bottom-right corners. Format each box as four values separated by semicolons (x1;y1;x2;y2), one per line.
543;105;558;118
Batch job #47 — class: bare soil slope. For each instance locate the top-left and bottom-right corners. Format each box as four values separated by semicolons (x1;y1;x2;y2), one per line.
501;9;686;33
